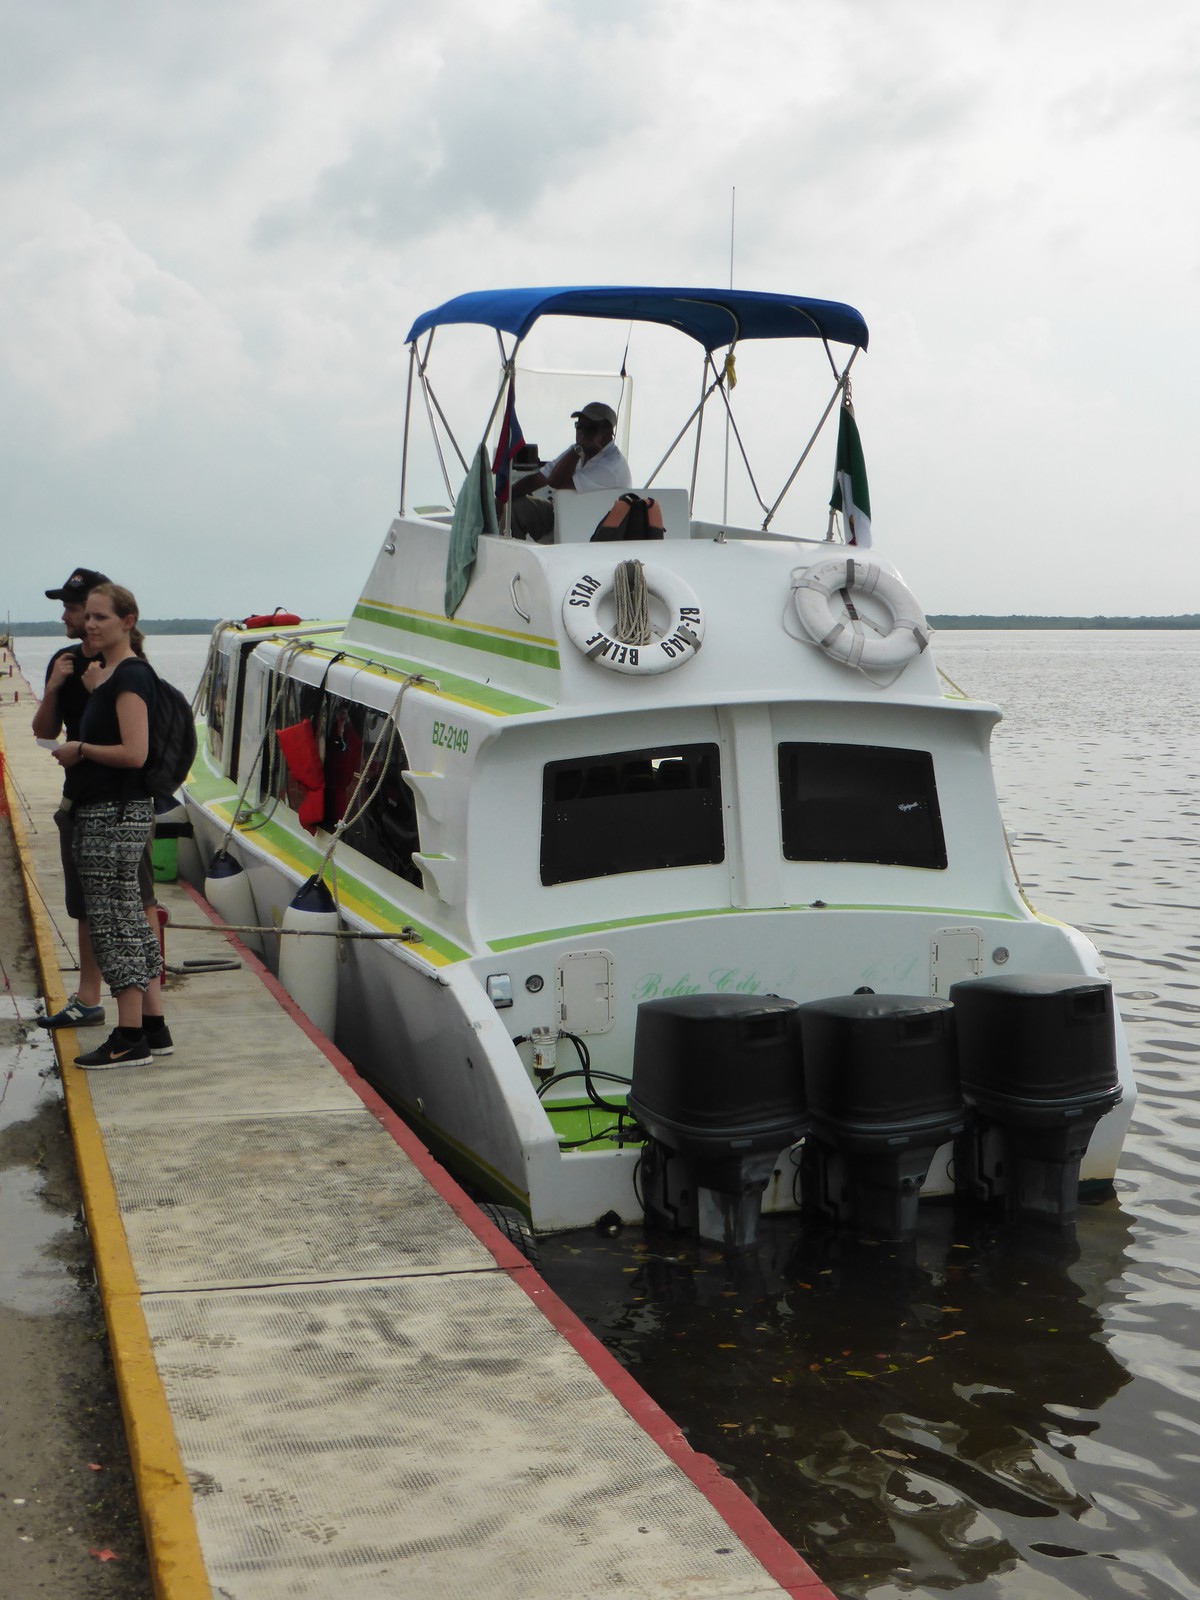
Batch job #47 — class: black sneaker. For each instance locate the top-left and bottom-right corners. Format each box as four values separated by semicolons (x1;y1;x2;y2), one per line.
38;994;106;1030
144;1021;174;1058
74;1030;153;1070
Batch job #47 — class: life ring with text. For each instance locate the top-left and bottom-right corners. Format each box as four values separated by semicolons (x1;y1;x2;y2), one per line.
562;563;705;675
792;557;928;670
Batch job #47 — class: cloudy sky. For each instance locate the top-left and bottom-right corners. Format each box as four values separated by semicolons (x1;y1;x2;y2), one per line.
3;0;1198;623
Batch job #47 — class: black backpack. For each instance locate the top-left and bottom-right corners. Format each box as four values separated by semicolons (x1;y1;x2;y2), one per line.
591;493;665;542
142;666;199;799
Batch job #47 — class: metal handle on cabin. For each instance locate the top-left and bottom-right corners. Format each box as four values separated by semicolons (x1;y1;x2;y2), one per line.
510;576;530;624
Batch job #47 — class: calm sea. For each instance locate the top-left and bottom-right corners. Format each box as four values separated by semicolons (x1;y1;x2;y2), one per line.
16;630;1200;1597
14;634;212;702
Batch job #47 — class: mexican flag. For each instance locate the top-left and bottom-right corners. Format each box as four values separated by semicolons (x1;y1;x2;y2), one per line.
829;396;872;548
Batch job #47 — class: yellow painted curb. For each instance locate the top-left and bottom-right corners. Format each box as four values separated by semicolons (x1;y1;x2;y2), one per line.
0;713;211;1598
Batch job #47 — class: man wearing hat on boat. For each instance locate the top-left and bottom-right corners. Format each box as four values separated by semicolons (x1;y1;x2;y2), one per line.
509;400;631;540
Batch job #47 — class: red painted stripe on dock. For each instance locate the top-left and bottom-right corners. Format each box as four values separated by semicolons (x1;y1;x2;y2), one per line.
181;879;836;1598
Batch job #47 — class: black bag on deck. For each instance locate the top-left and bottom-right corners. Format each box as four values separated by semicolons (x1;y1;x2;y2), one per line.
142;667;199;799
591;493;665;542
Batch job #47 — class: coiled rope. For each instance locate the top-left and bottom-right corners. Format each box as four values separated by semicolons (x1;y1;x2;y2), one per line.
612;559;651;646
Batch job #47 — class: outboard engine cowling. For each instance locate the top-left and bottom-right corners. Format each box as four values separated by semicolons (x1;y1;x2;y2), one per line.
797;993;963;1241
950;973;1122;1225
630;994;807;1250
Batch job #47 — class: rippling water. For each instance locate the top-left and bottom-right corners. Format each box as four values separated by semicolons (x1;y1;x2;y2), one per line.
541;632;1200;1600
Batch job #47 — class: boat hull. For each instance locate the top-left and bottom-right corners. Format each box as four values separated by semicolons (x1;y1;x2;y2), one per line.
183;798;1135;1232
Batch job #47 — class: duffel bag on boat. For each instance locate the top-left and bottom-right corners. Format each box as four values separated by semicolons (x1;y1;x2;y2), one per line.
591;494;665;542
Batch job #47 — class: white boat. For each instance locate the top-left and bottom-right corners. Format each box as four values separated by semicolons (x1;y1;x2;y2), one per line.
183;285;1135;1237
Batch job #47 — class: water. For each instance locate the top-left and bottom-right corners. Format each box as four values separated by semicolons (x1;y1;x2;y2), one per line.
15;629;1200;1595
539;632;1200;1600
13;634;211;702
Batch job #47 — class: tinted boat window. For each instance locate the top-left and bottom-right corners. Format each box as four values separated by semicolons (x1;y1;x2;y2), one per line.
265;675;323;811
324;694;423;888
541;743;724;886
778;742;947;869
206;652;230;765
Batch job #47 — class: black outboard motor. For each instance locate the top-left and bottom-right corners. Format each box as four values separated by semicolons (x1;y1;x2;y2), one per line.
630;994;808;1250
950;973;1122;1225
797;994;964;1241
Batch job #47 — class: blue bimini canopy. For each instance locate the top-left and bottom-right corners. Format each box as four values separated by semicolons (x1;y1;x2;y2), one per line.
405;285;868;353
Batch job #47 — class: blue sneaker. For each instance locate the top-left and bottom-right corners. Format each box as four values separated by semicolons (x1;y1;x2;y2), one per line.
37;995;106;1030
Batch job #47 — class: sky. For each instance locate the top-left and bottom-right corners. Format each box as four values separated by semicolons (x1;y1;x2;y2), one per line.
2;0;1199;623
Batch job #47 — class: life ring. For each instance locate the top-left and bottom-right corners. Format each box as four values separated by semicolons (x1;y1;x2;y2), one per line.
792;557;928;670
562;562;705;675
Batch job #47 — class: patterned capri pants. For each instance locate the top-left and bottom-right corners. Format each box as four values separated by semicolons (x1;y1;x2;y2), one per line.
72;800;163;994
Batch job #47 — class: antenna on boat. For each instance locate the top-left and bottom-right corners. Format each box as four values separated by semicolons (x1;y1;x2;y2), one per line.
723;187;736;523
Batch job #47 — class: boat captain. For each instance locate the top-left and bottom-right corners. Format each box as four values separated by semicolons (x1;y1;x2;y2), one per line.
509;400;632;540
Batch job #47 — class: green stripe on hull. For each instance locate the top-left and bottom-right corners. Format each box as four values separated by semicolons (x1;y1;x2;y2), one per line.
489;901;1024;952
353;600;561;672
319;628;553;716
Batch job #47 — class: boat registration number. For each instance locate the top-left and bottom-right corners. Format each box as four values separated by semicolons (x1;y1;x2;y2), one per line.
432;720;470;754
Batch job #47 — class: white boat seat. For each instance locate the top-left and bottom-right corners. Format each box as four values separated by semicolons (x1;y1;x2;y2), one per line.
551;487;691;544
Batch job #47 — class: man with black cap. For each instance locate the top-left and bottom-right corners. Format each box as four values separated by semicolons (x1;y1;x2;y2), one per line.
509;399;631;540
31;568;166;1046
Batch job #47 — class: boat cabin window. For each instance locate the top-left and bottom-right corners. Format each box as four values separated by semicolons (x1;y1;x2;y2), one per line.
265;676;323;812
206;652;231;766
323;694;422;888
264;679;422;888
778;742;947;869
540;743;724;886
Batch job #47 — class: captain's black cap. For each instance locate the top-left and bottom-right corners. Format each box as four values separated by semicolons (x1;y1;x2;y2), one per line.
45;567;110;602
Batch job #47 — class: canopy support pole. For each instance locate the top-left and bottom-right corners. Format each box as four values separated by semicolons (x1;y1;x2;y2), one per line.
415;330;472;507
399;342;417;515
762;348;859;531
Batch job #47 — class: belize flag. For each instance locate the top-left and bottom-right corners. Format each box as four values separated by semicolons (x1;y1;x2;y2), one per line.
491;381;526;506
829;394;872;548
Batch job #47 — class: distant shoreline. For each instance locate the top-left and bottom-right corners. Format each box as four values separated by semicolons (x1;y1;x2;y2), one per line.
4;614;1200;635
927;615;1200;630
2;618;221;635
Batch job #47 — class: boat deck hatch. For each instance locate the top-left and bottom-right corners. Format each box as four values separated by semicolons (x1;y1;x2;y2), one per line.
557;949;615;1034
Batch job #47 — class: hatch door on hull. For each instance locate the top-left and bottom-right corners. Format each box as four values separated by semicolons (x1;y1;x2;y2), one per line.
930;927;983;995
558;950;615;1035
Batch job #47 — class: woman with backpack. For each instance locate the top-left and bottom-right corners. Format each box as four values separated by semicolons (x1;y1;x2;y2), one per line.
51;583;172;1068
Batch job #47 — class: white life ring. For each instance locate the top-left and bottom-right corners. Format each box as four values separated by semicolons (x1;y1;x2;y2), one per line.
562;562;705;675
792;556;928;670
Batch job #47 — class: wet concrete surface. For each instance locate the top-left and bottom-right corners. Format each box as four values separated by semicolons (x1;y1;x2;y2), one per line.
0;804;152;1598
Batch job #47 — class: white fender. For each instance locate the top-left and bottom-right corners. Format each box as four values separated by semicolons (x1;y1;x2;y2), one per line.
277;875;339;1039
562;563;705;675
203;849;263;955
793;556;929;670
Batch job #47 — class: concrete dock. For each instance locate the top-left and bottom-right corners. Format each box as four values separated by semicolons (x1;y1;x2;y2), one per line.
1;665;834;1599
